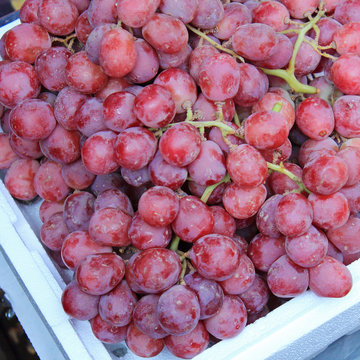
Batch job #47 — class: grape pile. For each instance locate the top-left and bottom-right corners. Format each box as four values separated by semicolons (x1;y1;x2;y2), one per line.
1;0;360;358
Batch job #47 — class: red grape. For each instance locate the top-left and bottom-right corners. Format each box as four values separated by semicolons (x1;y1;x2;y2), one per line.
0;61;40;108
138;186;179;227
35;47;71;91
90;315;127;344
61;230;112;270
38;0;79;36
134;84;176;128
199;53;240;101
190;234;240;281
308;192;350;230
248;233;286;272
275;193;313;237
309;256;352;297
89;207;132;247
164;321;209;359
204;295;247;339
98;280;137;326
117;0;160;28
61;281;99;321
157;285;200;335
81;131;118;175
5;23;51;64
302;154;349;195
184;272;224;320
267;255;309;298
131;248;181;293
222;183;267;219
191;0;224;29
133;294;168;339
226;144;268;187
40;213;69;251
76;253;125;295
33;160;69;201
172;195;214;243
285;225;328;268
99;28;137;78
126;322;164;357
63;191;95;232
61;160;96;190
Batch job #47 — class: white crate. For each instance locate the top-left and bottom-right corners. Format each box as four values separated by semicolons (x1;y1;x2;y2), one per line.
1;19;360;360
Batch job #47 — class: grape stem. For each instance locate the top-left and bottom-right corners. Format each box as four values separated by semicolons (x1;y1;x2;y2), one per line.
186;120;242;138
260;6;326;94
200;173;231;203
179;260;187;285
170;235;181;251
186;24;245;63
266;162;311;194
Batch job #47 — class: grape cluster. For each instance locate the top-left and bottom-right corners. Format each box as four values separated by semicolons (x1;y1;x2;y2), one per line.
1;0;360;358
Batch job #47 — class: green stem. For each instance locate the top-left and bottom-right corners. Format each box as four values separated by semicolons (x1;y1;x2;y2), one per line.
179;260;187;285
170;236;181;251
200;173;231;203
262;7;325;94
266;162;311;194
186;24;245;63
233;111;240;127
187;120;239;137
260;68;319;94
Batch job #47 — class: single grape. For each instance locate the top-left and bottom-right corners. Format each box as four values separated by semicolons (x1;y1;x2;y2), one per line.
61;281;99;321
327;216;360;254
81;131;118;175
285;225;328;268
275;193;313;237
239;274;270;314
131;248;181;293
227;144;268;187
89;207;132;247
234;63;269;108
219;254;255;295
157;285;200;336
0;61;40;108
40;213;69;251
204;295;247;339
190;0;224;29
99;28;137;78
267;255;309;298
63;191;95;232
248;233;286;272
133;294;168;339
222;183;267;220
61;230;112;270
308;192;350;230
190;234;240;281
309;256;352;297
159;123;201;166
5;23;51;64
172;196;214;243
184;272;224;320
34;161;70;202
76;253;125;295
115;127;157;171
164;321;210;359
98;280;137;326
134;84;176;128
90;315;127;344
198;53;240;101
38;0;79;36
126;322;164;358
302;154;349;195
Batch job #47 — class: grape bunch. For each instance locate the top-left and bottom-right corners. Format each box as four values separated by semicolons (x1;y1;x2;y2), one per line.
0;0;359;358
